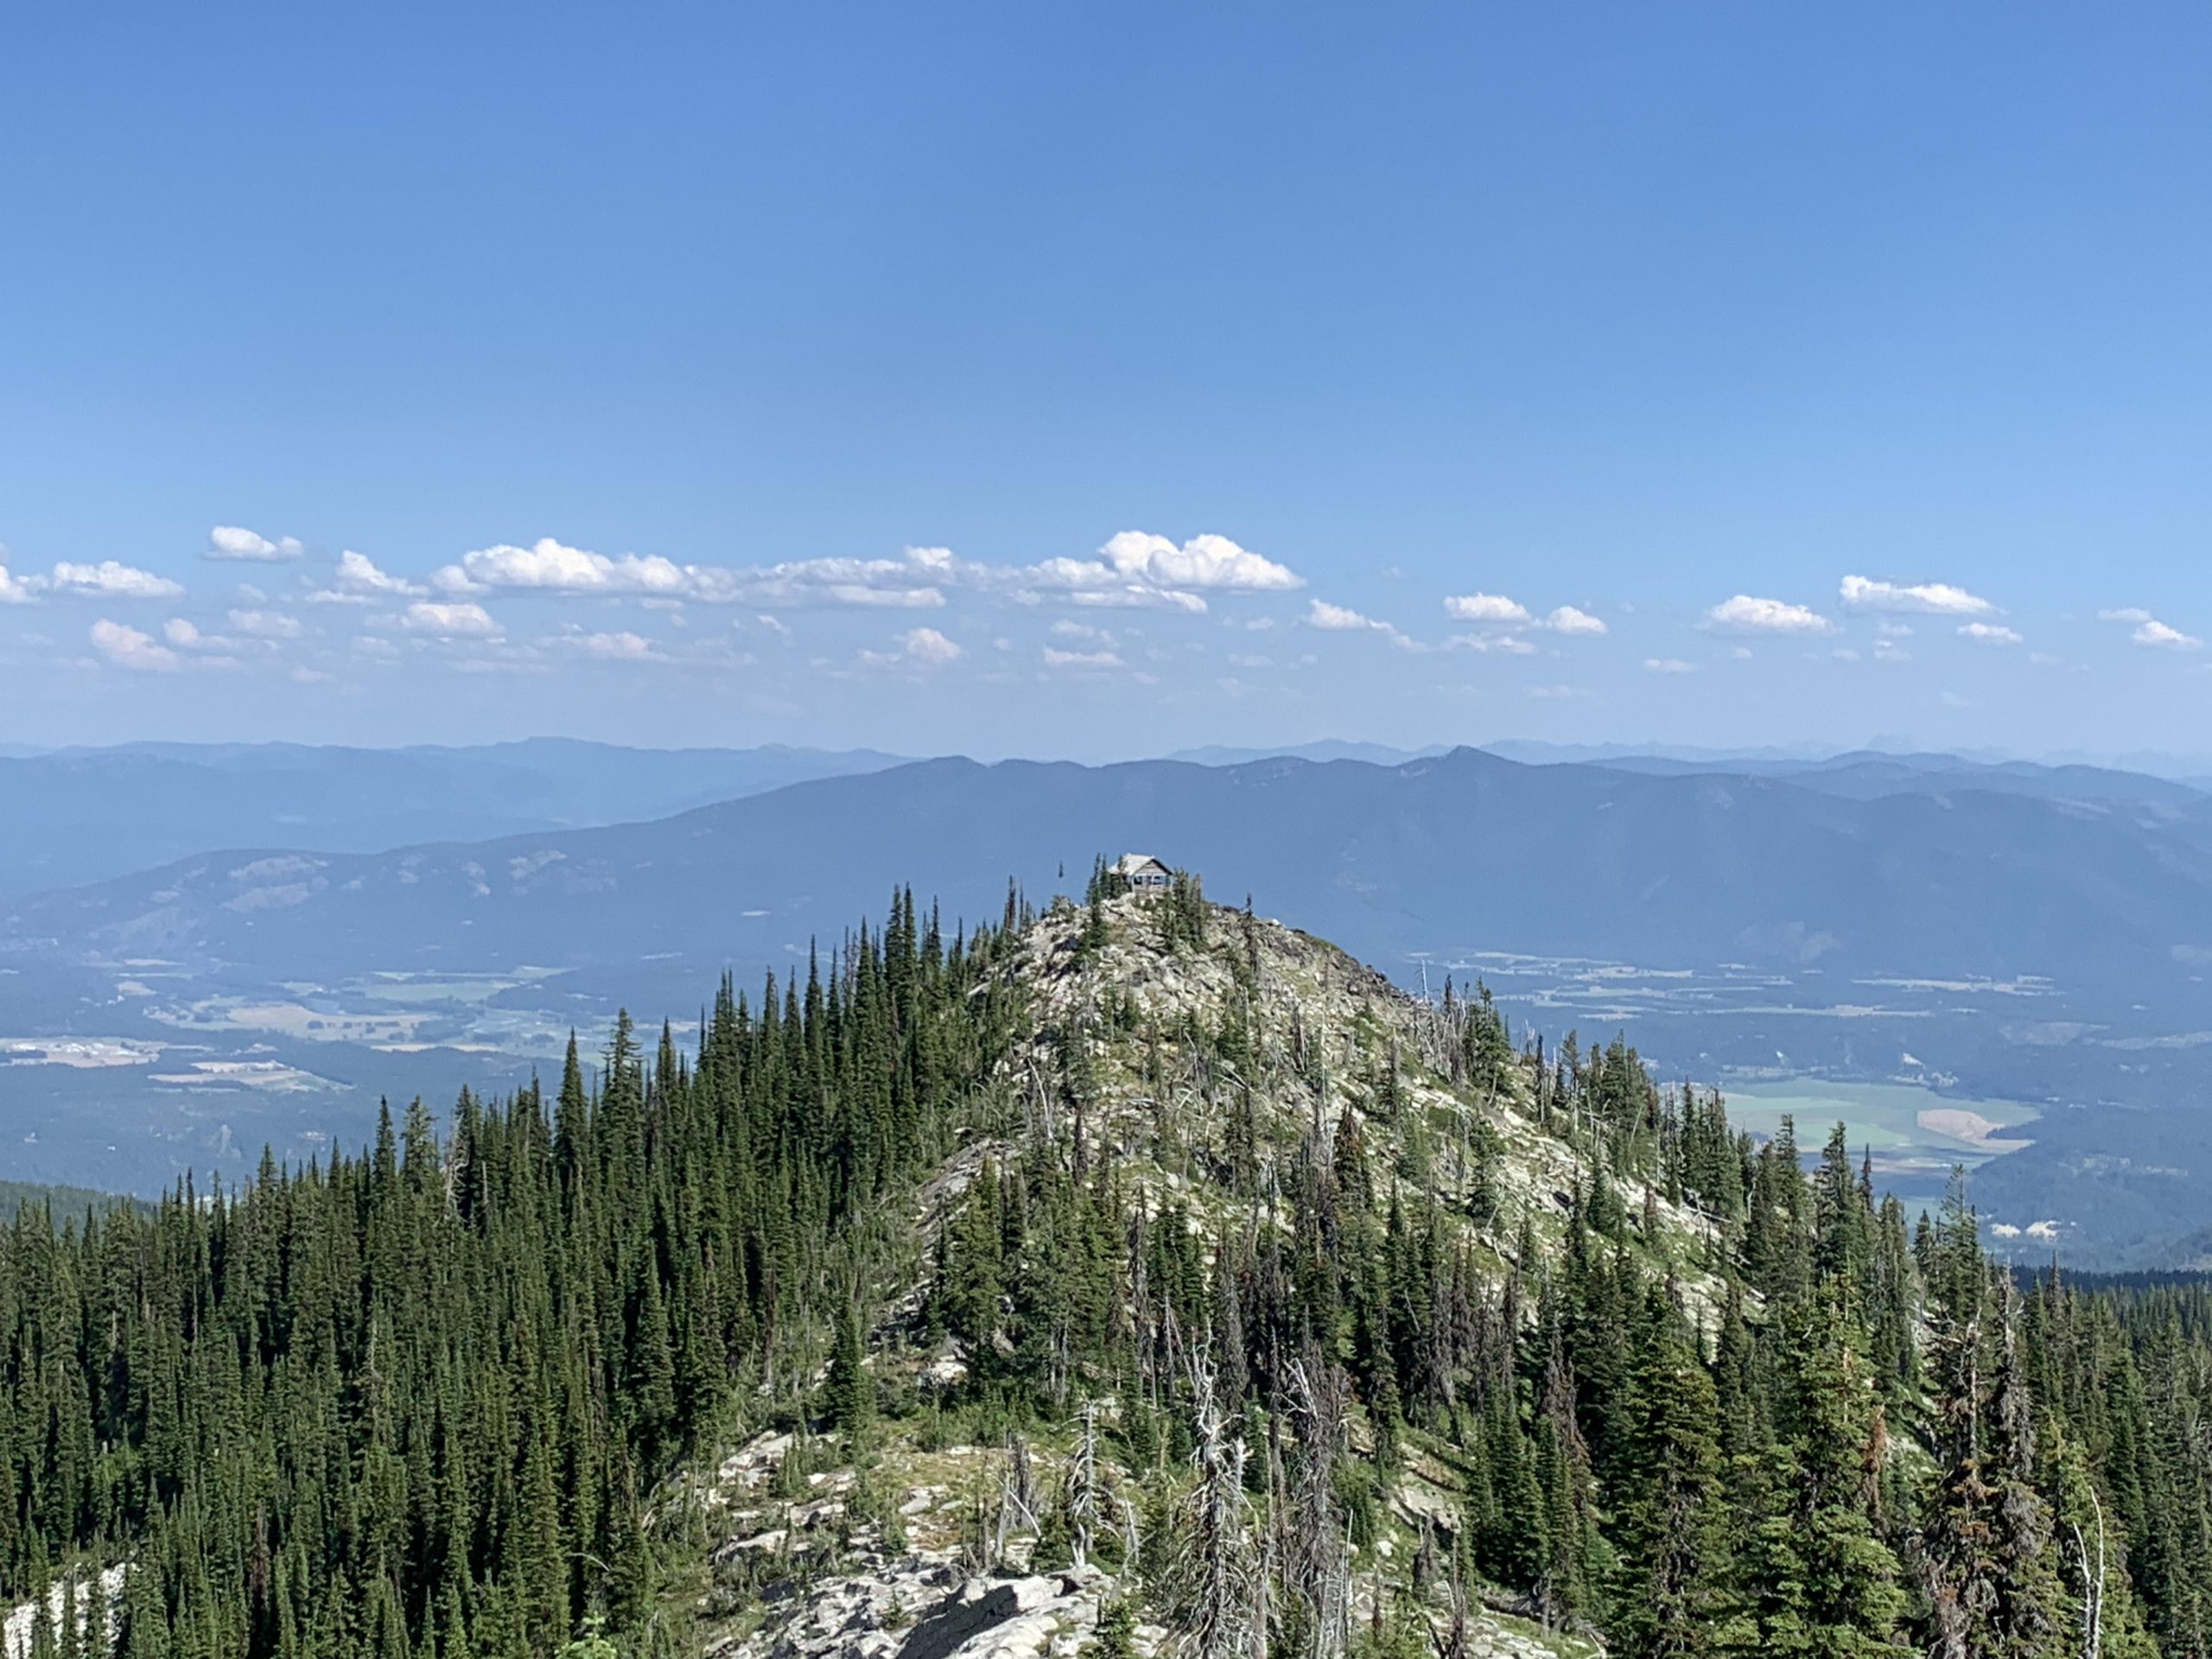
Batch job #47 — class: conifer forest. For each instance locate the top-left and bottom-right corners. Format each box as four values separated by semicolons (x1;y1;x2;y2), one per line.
0;877;2207;1659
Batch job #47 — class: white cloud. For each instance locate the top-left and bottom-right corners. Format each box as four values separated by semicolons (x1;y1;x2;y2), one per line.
0;556;30;605
858;626;965;670
1443;592;1532;626
1840;575;1993;615
1446;632;1537;655
207;525;304;563
161;617;241;653
1642;658;1697;674
41;561;185;600
1874;638;1911;662
2100;608;2201;651
437;537;940;609
556;629;663;662
310;550;424;602
228;608;305;640
899;626;963;665
1957;622;2023;646
1051;619;1110;641
89;619;181;671
2133;619;2200;651
1308;599;1385;632
1541;605;1607;636
1095;531;1300;592
1041;646;1128;670
401;601;500;638
1064;584;1207;613
1306;599;1415;649
420;530;1297;620
435;537;693;599
1706;594;1833;633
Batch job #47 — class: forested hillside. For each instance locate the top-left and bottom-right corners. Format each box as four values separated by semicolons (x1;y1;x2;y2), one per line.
0;878;2208;1658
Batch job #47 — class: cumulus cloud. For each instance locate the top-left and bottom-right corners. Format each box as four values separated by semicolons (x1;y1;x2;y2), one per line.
1065;584;1208;613
1446;632;1538;655
401;601;500;638
419;530;1300;620
1705;594;1833;633
1957;622;2023;646
2133;619;2200;651
1642;658;1697;674
1307;599;1386;632
1041;646;1128;670
1840;575;1993;615
899;626;963;665
309;550;425;603
760;546;1000;609
2100;608;2201;651
435;537;693;599
39;561;185;600
159;618;245;656
1095;531;1300;592
1019;532;1289;612
228;608;305;639
552;629;663;662
207;525;304;563
1443;593;1532;626
1306;599;1415;649
89;619;181;671
859;626;964;670
0;556;29;605
1541;605;1607;636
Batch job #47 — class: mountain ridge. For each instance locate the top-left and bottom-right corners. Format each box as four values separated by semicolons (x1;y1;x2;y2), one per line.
15;745;2212;1003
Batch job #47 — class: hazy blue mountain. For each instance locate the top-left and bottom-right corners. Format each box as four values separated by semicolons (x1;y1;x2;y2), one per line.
1589;747;2210;808
1481;738;1844;767
16;747;2212;1011
0;738;908;898
13;744;2212;1259
1168;740;1452;766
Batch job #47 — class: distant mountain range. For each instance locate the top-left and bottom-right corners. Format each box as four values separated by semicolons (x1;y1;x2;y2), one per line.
14;746;2212;1017
7;734;2205;909
13;739;2212;1259
0;738;908;899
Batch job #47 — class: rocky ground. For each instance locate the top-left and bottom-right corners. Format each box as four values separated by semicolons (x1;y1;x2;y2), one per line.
672;892;1673;1659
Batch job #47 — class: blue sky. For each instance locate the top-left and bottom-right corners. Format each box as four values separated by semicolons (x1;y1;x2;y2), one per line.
3;3;2209;760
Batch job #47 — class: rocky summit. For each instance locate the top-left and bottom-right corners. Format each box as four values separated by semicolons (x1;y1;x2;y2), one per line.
666;883;1705;1659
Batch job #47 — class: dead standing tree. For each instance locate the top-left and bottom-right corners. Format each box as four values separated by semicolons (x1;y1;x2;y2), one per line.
1170;1343;1265;1659
1286;1349;1351;1659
